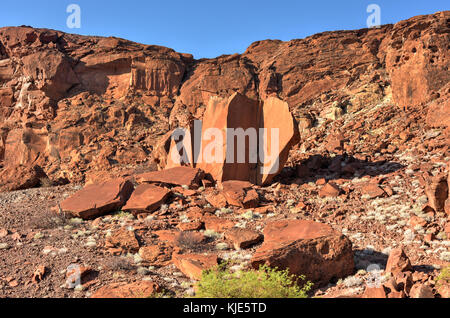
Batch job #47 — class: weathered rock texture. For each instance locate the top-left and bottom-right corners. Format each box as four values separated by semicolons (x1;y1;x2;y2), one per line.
0;11;449;189
251;219;354;286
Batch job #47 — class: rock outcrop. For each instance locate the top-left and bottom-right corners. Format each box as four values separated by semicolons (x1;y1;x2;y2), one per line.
0;11;448;190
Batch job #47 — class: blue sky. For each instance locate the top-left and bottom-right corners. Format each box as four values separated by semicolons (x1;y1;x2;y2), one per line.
0;0;448;58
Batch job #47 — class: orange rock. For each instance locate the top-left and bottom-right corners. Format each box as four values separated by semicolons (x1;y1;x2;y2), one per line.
258;96;300;185
31;265;47;284
224;228;263;250
251;219;354;286
135;166;204;189
196;93;261;184
91;281;161;298
172;253;218;280
362;287;388;298
139;246;162;263
409;216;427;228
220;180;259;208
0;165;48;192
106;228;140;253
409;283;434;298
60;178;134;219
178;221;203;231
385;248;412;276
318;182;341;198
360;183;386;199
205;192;228;209
122;184;170;215
203;215;235;232
424;172;448;213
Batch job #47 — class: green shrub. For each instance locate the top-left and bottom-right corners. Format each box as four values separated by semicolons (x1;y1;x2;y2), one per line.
194;263;313;298
436;266;450;286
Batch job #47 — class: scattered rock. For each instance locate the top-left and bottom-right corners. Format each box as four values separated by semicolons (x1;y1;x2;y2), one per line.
385;248;413;276
172;253;218;280
106;228;140;253
409;283;434;298
136;166;204;189
122;184;170;215
251;219;354;286
318;182;341;198
91;281;161;298
60;178;134;219
31;265;47;284
224;228;263;250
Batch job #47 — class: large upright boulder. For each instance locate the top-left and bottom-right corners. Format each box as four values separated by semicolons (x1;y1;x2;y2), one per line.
166;93;299;185
197;93;261;183
251;220;354;286
258;96;300;185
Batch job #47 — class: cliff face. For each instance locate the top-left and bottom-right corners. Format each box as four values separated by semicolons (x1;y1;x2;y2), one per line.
0;11;448;188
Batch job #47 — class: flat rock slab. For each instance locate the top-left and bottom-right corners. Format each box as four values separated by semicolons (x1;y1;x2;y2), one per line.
224;228;263;250
91;281;161;298
202;215;235;232
105;228;140;253
122;184;170;215
135;166;204;189
172;253;218;280
220;180;259;208
318;182;341;198
60;178;134;219
251;219;354;286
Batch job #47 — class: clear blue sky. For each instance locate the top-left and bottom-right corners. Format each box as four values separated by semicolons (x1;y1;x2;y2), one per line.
1;0;448;58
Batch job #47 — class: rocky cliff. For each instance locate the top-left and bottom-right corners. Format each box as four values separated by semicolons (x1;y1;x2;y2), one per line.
0;11;448;189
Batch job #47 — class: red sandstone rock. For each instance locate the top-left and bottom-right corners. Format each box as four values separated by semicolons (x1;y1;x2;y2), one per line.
224;228;263;250
409;283;434;298
424;172;448;213
139;246;162;263
318;182;341;198
91;281;161;298
202;215;235;232
106;228;140;253
362;286;388;298
220;180;259;208
122;184;170;215
172;253;218;280
0;165;48;192
258;96;300;185
0;13;447;190
135;166;204;189
60;178;134;219
360;184;386;199
385;248;413;276
251;219;354;286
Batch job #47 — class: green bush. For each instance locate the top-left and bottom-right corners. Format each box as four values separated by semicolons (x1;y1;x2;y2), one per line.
194;263;313;298
436;266;450;286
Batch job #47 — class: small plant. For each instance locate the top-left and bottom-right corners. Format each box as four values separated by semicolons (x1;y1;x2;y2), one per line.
27;210;70;230
436;266;450;287
194;263;313;298
104;256;135;271
39;177;54;188
175;231;202;251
